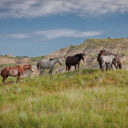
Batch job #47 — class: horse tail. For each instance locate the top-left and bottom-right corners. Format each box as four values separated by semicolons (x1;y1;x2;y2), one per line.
65;61;67;71
37;63;40;70
65;57;69;71
0;68;8;77
0;68;5;76
0;70;2;76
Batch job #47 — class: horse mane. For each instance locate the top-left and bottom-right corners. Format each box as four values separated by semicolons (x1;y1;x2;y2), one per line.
100;50;115;56
97;53;101;61
24;64;31;66
23;64;31;67
97;50;115;61
49;58;58;61
97;50;108;61
74;53;84;57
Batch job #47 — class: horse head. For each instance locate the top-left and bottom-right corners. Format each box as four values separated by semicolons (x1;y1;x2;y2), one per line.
97;50;106;62
100;50;106;53
49;58;62;65
82;53;86;56
24;65;33;72
57;58;62;65
80;53;85;62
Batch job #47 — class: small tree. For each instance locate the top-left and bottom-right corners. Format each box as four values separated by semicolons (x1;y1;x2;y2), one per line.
107;37;111;39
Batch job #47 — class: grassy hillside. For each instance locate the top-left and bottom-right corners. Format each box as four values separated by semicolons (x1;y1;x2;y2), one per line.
0;69;128;128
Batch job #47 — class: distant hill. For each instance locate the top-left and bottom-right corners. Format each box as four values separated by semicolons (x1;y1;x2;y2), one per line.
0;38;128;75
45;38;128;72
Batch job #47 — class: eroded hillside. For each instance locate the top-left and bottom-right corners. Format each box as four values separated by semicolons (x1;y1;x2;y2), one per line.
45;38;128;72
0;38;128;75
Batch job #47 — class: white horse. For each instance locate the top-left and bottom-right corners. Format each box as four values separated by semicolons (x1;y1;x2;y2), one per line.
100;55;115;72
37;58;62;75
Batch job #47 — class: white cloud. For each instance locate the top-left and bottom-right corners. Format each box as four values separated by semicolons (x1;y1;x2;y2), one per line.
0;0;128;18
0;29;102;40
0;34;29;39
35;29;103;40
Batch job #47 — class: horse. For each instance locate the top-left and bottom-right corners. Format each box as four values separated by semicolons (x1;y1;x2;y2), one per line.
1;65;33;84
65;53;85;71
97;50;112;71
112;55;122;69
37;58;62;75
100;54;116;72
97;50;122;71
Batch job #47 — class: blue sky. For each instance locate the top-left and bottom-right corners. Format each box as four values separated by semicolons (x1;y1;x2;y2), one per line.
0;0;128;57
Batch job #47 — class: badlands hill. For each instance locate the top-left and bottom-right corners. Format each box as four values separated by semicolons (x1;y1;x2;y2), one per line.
0;38;128;75
44;38;128;72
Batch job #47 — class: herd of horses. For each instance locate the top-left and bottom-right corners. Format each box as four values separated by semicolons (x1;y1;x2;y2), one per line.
0;50;122;84
97;50;122;71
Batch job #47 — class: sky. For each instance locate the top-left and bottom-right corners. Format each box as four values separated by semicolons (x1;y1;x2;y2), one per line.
0;0;128;57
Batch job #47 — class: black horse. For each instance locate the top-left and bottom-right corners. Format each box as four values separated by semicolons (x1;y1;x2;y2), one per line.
65;53;85;71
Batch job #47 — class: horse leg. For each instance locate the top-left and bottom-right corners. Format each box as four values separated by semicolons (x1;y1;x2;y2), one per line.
49;70;50;74
106;63;111;71
16;74;20;83
2;76;13;85
99;62;103;72
49;68;53;75
68;66;71;71
40;68;44;76
2;76;8;84
113;62;117;69
78;63;80;69
70;66;71;71
98;61;102;71
66;65;68;71
118;62;122;69
75;65;76;70
106;63;108;71
2;77;5;83
49;70;52;75
116;62;121;69
101;62;105;72
109;63;111;70
111;63;113;71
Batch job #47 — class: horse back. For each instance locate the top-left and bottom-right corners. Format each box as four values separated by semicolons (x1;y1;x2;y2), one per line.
39;59;52;68
1;66;22;77
66;55;79;65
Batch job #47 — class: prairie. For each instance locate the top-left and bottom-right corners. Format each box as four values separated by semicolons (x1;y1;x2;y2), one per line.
0;69;128;128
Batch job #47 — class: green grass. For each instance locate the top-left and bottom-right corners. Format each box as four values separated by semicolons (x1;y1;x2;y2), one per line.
0;69;128;128
31;56;44;62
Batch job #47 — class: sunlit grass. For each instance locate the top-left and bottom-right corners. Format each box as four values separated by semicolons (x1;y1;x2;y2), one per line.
0;69;128;128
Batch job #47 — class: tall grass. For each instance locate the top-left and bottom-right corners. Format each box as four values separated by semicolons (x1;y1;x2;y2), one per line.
0;69;128;128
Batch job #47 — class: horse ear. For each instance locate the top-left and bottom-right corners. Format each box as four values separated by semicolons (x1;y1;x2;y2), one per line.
82;53;85;56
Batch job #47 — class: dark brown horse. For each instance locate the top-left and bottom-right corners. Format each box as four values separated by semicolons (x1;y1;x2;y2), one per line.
97;50;122;71
65;53;85;71
1;65;33;84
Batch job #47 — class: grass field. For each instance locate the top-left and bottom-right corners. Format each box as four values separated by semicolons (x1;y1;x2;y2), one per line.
0;69;128;128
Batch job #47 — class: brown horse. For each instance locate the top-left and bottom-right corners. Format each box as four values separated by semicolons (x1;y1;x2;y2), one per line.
1;65;33;84
97;50;122;71
65;53;85;71
112;55;122;69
